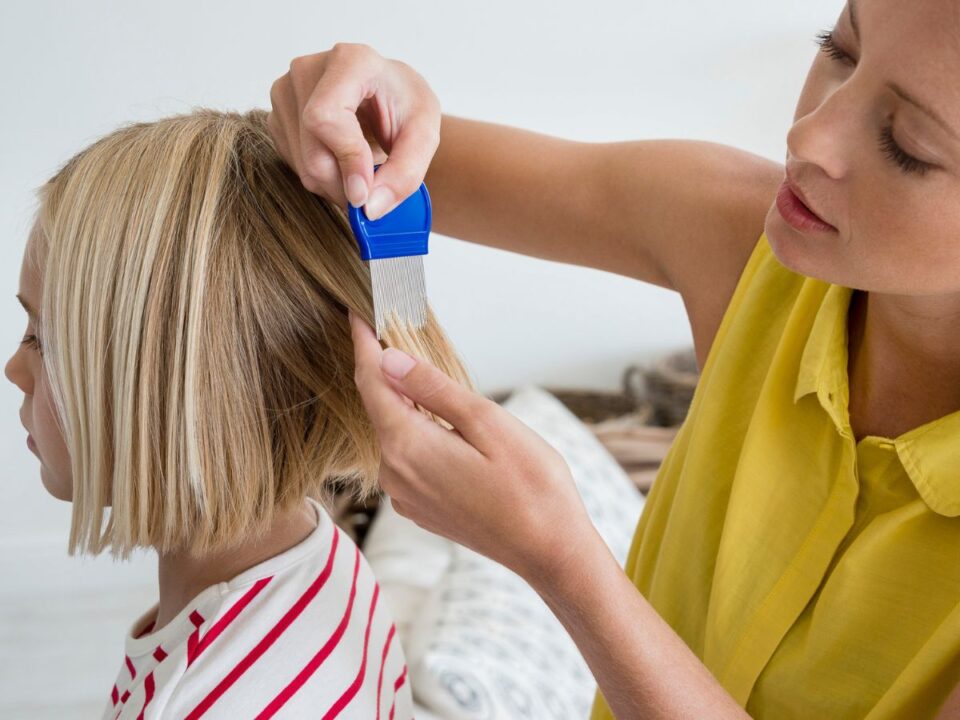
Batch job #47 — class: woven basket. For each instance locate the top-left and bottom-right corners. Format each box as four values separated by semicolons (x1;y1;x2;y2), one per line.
487;386;653;425
640;348;700;426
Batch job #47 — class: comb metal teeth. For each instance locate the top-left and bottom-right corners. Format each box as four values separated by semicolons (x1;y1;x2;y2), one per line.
369;256;427;339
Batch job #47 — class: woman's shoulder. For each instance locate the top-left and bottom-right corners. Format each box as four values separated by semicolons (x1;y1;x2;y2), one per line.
663;155;785;372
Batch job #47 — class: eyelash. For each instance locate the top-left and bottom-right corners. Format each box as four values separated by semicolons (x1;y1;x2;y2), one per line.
814;29;934;177
21;333;42;354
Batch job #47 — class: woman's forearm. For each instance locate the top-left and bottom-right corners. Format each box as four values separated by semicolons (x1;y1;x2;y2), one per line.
424;115;672;285
424;115;782;293
532;526;751;720
425;115;603;262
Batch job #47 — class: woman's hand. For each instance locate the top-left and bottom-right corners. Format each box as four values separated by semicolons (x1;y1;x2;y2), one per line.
348;310;596;585
350;311;753;718
268;44;441;220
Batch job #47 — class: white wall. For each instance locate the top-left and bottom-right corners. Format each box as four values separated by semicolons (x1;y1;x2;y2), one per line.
0;4;842;709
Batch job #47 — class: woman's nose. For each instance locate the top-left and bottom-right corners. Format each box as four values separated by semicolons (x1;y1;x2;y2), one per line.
787;81;856;181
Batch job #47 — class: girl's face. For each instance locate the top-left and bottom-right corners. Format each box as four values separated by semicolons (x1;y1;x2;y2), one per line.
765;0;960;296
5;231;72;500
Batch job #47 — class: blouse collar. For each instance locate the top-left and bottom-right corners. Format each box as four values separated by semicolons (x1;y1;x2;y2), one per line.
793;282;960;517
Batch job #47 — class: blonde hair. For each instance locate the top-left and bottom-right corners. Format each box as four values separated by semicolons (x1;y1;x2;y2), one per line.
33;108;473;557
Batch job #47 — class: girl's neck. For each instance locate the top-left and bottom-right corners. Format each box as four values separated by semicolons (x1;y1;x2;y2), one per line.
153;499;317;631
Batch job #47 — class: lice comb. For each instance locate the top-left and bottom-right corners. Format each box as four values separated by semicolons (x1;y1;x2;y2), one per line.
348;165;431;340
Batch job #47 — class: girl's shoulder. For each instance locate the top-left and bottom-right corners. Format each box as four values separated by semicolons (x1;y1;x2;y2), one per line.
112;500;414;719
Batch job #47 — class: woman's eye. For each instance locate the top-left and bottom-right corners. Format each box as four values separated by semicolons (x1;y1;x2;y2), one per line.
878;125;934;176
815;29;934;177
815;29;855;65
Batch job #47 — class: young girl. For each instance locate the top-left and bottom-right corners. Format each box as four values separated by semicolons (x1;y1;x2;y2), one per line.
267;0;960;717
6;108;472;718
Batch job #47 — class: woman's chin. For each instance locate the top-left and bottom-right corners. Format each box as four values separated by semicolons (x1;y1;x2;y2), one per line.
764;206;835;281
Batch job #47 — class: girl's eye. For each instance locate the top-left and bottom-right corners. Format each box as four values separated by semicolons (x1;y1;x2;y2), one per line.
21;333;42;354
815;29;854;65
878;125;933;176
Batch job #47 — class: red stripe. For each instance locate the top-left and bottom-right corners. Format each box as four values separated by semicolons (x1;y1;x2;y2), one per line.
111;684;119;706
187;576;273;668
322;581;379;719
125;655;137;679
136;672;156;720
376;622;397;720
186;611;205;665
184;526;342;720
254;544;361;719
388;666;408;720
121;689;130;704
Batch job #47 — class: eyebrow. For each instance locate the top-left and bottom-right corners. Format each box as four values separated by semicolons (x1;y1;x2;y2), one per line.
890;83;960;141
16;293;37;318
848;0;960;142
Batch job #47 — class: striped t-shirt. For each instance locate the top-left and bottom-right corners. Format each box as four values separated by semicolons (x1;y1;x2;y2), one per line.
102;498;413;719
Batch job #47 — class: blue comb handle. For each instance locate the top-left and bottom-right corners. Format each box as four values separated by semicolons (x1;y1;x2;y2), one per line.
348;164;432;261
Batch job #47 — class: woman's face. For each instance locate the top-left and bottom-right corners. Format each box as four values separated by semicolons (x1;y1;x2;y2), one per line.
5;230;72;500
765;0;960;296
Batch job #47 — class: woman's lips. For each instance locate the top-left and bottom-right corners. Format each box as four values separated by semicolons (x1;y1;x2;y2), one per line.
776;179;837;234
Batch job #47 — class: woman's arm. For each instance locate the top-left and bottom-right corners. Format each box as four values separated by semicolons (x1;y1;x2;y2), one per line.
424;115;783;369
268;47;783;296
536;522;750;719
347;310;751;719
425;115;781;291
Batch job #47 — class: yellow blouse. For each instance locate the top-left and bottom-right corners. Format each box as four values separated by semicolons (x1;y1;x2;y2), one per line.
590;232;960;719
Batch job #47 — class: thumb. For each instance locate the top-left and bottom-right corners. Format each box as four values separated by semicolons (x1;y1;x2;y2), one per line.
380;347;491;447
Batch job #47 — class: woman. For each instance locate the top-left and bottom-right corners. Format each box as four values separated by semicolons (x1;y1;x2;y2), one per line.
267;0;960;717
6;108;473;718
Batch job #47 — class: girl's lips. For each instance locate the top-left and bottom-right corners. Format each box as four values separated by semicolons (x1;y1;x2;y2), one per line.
776;179;837;234
26;434;36;451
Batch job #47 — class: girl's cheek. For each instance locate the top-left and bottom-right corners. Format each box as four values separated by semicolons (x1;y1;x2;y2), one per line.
33;374;73;499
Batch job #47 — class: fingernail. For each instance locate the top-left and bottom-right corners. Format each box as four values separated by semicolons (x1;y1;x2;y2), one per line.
365;186;394;220
381;347;417;379
346;174;368;208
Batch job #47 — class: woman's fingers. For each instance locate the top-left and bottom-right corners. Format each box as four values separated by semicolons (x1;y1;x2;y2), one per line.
378;347;500;454
348;311;494;454
268;45;442;219
348;311;416;428
298;46;379;206
363;101;441;220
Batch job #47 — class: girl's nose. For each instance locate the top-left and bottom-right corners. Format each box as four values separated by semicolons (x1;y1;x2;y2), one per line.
4;347;32;395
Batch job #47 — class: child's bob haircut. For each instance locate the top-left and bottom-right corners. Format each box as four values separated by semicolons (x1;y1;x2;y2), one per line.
33;108;473;557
